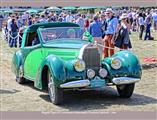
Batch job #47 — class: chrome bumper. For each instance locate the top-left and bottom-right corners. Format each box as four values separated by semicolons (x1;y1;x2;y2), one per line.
60;80;90;88
112;77;140;85
60;77;140;88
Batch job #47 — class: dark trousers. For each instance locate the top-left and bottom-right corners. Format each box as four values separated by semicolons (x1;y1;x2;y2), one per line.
9;32;17;47
139;25;145;39
144;24;151;40
8;31;11;43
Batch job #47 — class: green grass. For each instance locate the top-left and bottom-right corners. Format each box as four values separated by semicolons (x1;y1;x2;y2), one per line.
130;31;157;64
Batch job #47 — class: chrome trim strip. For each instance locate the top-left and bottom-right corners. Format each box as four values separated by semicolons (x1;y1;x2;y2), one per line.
78;44;90;59
112;77;140;85
60;80;90;88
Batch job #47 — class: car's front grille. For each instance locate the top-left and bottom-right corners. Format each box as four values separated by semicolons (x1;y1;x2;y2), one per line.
82;45;101;70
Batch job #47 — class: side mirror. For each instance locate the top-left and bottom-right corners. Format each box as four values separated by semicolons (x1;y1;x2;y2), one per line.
83;31;94;43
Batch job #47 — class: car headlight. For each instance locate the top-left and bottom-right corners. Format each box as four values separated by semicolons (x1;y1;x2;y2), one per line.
74;59;86;72
99;68;108;78
111;58;122;70
87;69;95;79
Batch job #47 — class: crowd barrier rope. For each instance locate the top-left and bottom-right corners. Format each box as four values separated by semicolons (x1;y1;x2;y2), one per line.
1;28;22;48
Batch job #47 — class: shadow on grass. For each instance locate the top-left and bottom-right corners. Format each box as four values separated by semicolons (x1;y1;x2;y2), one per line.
18;77;157;111
0;89;20;94
20;80;48;93
39;87;157;111
142;63;157;70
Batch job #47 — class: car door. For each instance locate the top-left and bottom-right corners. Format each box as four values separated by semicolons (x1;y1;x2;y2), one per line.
23;32;43;81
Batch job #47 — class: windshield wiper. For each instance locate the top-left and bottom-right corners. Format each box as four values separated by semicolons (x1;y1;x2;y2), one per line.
56;32;64;39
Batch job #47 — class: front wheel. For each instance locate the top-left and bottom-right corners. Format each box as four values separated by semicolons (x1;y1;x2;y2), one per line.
116;83;135;98
47;70;63;105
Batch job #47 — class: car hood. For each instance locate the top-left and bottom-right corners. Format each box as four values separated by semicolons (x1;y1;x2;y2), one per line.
42;39;90;61
42;39;89;49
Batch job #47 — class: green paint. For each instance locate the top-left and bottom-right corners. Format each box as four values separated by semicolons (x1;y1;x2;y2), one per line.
24;48;43;80
12;22;142;91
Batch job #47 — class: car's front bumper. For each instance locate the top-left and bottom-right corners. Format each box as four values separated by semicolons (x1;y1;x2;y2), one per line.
112;77;140;85
60;76;106;88
60;80;90;88
60;77;140;88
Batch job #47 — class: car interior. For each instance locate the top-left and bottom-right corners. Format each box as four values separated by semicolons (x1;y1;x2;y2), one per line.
25;32;40;47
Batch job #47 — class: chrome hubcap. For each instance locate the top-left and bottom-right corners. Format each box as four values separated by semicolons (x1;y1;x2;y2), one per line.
19;66;23;78
48;74;55;101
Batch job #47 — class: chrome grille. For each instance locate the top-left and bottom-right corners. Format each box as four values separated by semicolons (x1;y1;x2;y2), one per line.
82;45;101;69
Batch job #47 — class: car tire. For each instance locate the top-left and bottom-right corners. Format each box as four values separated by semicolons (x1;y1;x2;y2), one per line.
116;83;135;98
16;66;25;84
47;70;63;105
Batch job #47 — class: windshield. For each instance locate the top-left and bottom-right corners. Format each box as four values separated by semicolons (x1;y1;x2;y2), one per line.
39;27;86;43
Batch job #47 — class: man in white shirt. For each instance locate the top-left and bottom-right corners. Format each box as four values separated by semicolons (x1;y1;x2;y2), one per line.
76;14;85;36
65;13;73;22
7;15;13;43
7;17;12;32
138;13;145;40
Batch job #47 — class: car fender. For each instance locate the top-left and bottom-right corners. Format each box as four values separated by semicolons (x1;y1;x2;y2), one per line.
11;50;23;77
102;50;142;79
34;55;66;89
112;50;142;70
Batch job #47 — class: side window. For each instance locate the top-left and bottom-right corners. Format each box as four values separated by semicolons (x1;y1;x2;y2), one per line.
25;32;40;47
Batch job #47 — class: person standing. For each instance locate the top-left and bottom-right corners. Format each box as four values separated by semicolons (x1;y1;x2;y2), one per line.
39;14;47;23
138;13;145;40
28;16;33;26
84;17;90;31
100;13;106;39
10;19;18;47
65;12;73;22
89;15;103;57
115;14;132;49
103;8;118;58
7;16;12;43
144;12;152;40
76;14;85;36
152;9;157;32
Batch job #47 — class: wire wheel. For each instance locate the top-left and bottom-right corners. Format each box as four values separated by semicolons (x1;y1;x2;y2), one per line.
47;70;63;105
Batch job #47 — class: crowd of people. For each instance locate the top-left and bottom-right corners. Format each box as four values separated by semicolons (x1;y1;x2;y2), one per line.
2;7;157;57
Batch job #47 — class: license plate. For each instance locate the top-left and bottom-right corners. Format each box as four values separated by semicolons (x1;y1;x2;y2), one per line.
90;77;106;88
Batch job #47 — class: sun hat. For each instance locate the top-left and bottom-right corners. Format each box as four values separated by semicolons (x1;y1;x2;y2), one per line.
105;8;114;14
120;13;128;20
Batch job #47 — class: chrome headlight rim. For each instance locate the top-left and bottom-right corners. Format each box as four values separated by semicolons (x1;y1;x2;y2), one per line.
87;69;95;79
74;59;86;72
111;57;122;70
99;68;108;78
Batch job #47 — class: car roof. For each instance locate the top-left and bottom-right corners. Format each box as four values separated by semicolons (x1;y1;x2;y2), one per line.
26;22;80;32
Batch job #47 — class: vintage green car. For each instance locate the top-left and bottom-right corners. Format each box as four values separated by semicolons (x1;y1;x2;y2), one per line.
12;22;142;104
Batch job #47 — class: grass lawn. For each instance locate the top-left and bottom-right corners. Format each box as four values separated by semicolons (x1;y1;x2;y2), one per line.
130;31;157;64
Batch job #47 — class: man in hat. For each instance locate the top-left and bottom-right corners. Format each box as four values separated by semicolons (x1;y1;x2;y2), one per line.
103;8;118;57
